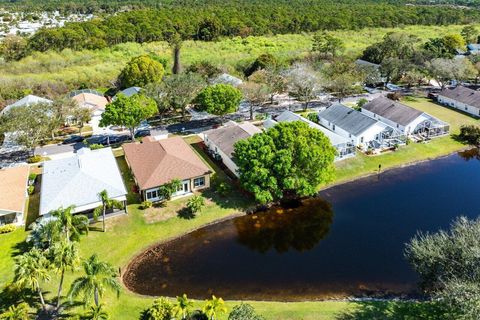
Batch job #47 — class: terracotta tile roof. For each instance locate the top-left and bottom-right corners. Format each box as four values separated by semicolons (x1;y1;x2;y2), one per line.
71;93;108;112
123;137;211;190
0;166;29;213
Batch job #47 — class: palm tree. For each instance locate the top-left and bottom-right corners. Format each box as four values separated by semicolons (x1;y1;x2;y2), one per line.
14;249;51;312
202;296;227;320
83;304;109;320
51;240;80;310
0;302;30;320
93;190;123;232
174;294;193;320
50;206;89;241
68;254;121;308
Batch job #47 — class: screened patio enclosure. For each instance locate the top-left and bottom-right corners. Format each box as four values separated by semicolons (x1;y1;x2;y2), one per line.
413;117;449;139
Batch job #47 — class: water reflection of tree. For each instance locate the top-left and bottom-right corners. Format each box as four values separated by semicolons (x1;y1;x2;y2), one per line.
234;198;334;253
458;148;480;161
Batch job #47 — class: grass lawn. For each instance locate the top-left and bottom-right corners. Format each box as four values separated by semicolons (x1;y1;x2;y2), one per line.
1;101;477;318
332;97;478;186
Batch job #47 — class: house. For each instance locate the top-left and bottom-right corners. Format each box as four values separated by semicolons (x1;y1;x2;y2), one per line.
361;97;449;138
212;73;243;87
467;43;480;55
264;110;356;161
1;95;53;115
437;86;480;117
119;86;142;97
318;103;405;151
39;148;127;217
203;121;262;177
70;89;109;117
0;165;29;225
123;137;211;202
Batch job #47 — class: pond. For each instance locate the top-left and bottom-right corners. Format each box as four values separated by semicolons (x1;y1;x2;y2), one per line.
123;149;480;301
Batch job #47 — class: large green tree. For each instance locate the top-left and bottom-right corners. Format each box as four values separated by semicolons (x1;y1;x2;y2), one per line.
195;84;242;118
100;94;157;140
312;31;345;58
118;55;164;88
405;217;480;319
51;240;80;310
234;121;336;204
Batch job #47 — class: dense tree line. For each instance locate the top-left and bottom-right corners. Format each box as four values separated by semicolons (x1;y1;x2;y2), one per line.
3;0;480;58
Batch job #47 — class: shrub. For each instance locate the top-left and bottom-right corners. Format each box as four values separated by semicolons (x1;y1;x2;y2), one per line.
387;92;401;101
459;125;480;145
216;182;231;197
28;173;37;182
142;297;174;320
228;303;264;320
186;195;205;214
27;155;42;163
88;144;104;150
188;310;208;320
27;185;35;195
355;98;369;110
158;179;182;201
0;224;16;234
141;201;153;210
306;112;319;123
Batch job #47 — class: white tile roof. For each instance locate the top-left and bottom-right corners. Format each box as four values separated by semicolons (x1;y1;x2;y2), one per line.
39;148;127;216
1;95;52;114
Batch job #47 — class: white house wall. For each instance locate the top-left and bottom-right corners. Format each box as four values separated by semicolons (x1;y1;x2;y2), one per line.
405;114;429;135
438;95;480;117
319;117;389;147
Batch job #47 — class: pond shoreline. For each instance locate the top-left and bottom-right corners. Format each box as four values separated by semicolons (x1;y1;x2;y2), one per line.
121;147;473;301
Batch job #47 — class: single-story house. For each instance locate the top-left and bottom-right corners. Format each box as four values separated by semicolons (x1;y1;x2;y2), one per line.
318;103;405;151
212;73;243;87
437;86;480;117
361;97;449;138
467;43;480;55
0;165;29;225
264;110;356;161
70;90;109;117
39;148;127;217
123;136;211;202
1;95;53;115
203;121;262;177
120;86;142;97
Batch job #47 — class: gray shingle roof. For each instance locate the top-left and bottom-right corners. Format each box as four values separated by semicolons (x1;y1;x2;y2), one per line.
204;122;261;158
362;97;423;126
438;86;480;109
274;111;349;146
318;104;377;136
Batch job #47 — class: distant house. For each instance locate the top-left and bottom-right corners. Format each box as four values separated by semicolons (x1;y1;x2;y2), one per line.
39;148;127;217
0;166;29;225
264;110;355;161
318;104;404;151
123;137;211;202
212;73;243;87
70;90;109;117
1;95;52;115
467;43;480;55
361;97;449;138
116;87;142;99
437;86;480;117
203;121;262;177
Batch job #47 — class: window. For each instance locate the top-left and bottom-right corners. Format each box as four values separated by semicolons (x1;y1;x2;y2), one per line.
146;190;158;200
194;177;205;188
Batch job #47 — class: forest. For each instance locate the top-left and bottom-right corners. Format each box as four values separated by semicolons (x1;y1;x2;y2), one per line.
2;0;480;57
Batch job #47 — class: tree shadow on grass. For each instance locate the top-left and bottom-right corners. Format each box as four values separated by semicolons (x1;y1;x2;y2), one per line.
177;207;195;219
11;240;31;258
335;300;452;320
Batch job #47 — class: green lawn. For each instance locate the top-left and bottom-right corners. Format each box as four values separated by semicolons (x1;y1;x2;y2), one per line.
1;100;477;319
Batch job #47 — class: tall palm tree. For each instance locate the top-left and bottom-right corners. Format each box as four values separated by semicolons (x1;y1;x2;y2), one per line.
174;294;193;320
202;296;227;320
50;206;89;241
84;304;109;320
68;254;121;308
51;240;80;310
93;190;123;233
14;249;51;312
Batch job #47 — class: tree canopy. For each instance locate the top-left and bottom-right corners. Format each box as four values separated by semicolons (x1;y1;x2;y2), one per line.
233;121;336;204
118;55;165;88
195;84;242;117
99;93;157;139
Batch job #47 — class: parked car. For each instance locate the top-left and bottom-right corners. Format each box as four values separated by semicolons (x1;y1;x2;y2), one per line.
86;135;108;146
108;134;130;144
134;129;151;138
62;135;84;145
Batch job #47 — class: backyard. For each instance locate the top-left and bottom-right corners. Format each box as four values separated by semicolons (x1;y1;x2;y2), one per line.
0;99;478;319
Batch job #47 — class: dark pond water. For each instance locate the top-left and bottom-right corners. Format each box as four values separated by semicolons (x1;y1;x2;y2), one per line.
124;149;480;301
